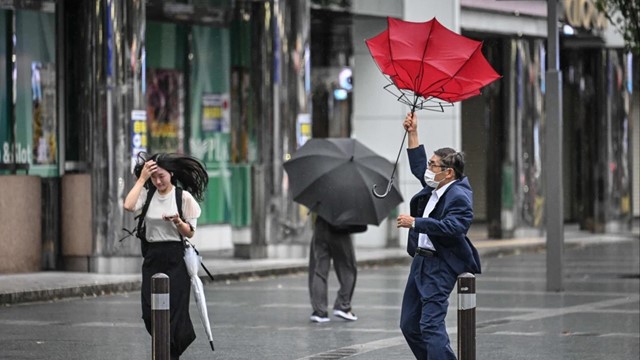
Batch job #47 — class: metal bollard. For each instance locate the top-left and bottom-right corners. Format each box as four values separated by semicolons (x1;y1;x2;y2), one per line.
457;273;476;360
152;273;170;360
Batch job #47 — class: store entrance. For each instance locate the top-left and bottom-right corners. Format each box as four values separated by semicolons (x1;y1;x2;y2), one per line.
561;48;600;229
561;47;634;232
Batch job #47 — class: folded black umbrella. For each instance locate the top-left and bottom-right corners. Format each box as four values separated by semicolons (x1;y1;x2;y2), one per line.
283;138;403;226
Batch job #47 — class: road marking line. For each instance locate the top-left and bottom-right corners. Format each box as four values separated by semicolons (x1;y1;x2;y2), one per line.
482;331;640;338
488;331;546;336
479;295;639;323
295;336;406;360
293;294;640;359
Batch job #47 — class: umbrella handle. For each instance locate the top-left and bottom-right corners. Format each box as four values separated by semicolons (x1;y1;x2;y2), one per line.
372;179;394;199
371;127;409;199
371;104;418;199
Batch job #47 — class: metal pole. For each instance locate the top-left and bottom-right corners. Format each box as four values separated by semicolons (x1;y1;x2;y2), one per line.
457;273;476;360
6;11;16;173
545;0;564;292
152;273;170;360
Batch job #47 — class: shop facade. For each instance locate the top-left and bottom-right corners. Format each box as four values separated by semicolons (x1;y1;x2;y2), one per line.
349;0;636;244
0;0;636;274
0;0;312;273
1;1;59;273
457;0;636;237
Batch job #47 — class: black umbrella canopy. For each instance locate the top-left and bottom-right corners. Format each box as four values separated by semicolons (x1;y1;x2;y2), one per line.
283;138;403;226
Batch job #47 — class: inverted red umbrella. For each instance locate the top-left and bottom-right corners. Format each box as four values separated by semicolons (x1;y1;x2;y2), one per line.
366;17;500;197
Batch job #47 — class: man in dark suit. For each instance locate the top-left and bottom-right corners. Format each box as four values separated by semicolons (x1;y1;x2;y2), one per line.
396;112;481;360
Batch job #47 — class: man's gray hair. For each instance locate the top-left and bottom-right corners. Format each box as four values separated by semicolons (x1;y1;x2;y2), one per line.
434;147;465;179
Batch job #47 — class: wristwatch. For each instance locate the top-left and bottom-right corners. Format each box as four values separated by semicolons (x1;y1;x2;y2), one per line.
411;220;415;229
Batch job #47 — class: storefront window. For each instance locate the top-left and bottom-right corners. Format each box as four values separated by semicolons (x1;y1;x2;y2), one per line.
189;25;234;224
0;11;9;172
1;9;57;176
514;39;544;229
561;48;633;231
145;21;188;154
145;18;242;225
604;50;632;224
310;8;353;138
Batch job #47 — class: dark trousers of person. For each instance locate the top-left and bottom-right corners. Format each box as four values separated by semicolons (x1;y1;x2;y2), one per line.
308;219;357;315
141;241;196;360
400;253;458;360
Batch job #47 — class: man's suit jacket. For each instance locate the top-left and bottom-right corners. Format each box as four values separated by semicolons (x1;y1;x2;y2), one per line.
406;145;482;275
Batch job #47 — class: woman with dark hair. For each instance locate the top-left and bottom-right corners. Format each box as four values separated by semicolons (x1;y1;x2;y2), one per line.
124;152;208;360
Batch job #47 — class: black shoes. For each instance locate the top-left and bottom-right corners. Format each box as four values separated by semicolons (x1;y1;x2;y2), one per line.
310;311;330;323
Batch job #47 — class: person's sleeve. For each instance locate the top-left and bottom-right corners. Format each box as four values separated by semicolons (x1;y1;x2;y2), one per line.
415;193;473;238
133;187;148;216
407;145;427;186
182;191;202;229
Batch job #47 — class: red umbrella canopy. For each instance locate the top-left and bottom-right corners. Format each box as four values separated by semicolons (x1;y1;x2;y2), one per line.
366;17;500;108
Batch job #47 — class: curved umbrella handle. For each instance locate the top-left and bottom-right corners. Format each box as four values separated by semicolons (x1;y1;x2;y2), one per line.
372;179;394;199
372;105;417;200
371;128;408;199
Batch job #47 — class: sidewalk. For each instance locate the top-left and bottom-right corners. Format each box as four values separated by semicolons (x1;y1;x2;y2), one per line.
1;225;637;305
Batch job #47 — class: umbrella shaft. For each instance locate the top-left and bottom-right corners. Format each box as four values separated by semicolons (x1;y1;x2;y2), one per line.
390;129;408;180
389;99;418;179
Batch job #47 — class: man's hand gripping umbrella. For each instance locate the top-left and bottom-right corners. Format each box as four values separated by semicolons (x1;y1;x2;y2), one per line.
366;17;501;198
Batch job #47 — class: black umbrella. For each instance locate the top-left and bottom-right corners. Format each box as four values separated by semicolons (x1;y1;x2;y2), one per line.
283;138;403;226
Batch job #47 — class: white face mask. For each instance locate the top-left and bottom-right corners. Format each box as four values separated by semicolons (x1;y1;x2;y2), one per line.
424;168;445;188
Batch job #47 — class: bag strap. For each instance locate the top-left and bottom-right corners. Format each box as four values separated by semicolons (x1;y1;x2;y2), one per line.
175;187;194;233
175;187;191;244
138;186;157;231
119;186;156;242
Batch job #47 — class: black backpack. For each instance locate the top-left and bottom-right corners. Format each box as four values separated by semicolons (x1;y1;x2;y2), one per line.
135;187;192;244
134;186;157;244
121;186;187;247
120;187;214;281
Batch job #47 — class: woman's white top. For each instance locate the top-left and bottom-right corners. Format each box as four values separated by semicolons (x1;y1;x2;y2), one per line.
134;186;201;242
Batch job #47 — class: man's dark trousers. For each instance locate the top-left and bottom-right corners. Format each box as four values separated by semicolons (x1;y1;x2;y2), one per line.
309;216;357;315
400;253;458;360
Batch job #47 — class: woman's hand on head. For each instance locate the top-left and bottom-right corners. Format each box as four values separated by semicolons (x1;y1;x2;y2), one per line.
140;160;157;181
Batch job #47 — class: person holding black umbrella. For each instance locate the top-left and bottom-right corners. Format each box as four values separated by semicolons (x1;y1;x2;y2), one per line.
282;137;402;323
308;214;366;323
395;112;481;360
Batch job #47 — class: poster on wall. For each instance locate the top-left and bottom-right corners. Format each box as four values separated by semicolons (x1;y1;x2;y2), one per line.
201;93;230;133
146;68;184;154
31;62;57;165
296;113;311;148
131;110;147;172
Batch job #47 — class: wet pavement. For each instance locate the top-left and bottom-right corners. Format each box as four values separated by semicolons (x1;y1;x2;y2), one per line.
0;236;638;359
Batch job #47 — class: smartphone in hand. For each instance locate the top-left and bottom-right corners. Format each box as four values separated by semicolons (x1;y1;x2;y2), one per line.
162;214;179;222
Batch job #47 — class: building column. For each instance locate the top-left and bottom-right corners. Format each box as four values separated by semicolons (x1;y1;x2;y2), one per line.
62;0;145;273
93;0;146;272
238;0;310;258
